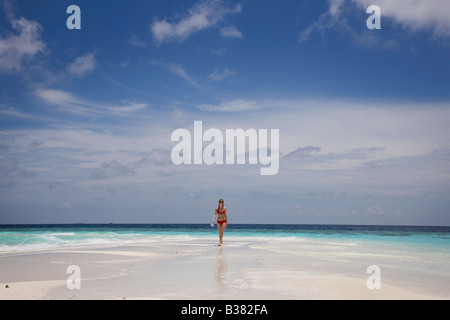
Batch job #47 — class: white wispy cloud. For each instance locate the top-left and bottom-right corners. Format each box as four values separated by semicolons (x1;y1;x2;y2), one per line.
107;102;148;114
67;52;97;77
210;47;227;55
0;105;49;121
90;160;137;179
366;204;384;216
36;89;87;114
35;88;147;117
352;0;450;39
196;99;258;112
128;34;147;48
299;0;450;45
207;67;237;81
298;0;341;43
151;60;203;89
150;0;242;44
282;145;385;167
0;5;46;73
220;25;243;39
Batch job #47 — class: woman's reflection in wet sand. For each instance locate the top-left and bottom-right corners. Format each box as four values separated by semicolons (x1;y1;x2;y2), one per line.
214;246;228;294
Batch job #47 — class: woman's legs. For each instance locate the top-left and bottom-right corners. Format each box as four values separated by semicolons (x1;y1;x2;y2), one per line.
217;222;227;245
217;223;222;245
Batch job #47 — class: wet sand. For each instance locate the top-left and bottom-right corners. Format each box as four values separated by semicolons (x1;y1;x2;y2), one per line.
0;237;449;300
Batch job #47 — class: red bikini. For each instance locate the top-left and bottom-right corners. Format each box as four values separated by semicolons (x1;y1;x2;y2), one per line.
217;207;227;224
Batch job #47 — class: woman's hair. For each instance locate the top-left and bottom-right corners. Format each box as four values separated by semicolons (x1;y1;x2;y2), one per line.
218;198;224;213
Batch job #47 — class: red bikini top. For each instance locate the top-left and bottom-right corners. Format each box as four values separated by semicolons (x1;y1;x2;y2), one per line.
217;207;226;214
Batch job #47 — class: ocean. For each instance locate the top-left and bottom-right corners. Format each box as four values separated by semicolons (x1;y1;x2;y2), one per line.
1;223;449;255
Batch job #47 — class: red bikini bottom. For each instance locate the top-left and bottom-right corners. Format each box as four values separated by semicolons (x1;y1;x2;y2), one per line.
217;220;227;225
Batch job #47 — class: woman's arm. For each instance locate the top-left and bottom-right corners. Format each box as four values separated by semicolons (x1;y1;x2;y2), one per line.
212;208;217;224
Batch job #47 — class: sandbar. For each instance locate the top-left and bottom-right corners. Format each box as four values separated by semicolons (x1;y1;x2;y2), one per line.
0;237;448;300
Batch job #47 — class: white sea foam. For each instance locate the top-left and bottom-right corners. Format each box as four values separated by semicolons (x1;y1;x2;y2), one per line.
0;232;214;254
45;232;76;236
0;243;56;253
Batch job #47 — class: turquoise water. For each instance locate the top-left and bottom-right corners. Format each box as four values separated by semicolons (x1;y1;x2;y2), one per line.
1;224;449;254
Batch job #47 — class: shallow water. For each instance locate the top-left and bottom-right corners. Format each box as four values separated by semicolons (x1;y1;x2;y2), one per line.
1;224;449;254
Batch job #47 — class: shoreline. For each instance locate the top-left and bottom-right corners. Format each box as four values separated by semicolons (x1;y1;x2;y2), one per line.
1;238;449;300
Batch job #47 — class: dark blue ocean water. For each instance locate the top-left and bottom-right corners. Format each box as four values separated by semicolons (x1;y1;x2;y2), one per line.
1;224;449;253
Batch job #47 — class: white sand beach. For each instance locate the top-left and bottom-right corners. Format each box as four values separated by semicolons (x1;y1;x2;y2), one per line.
0;237;449;300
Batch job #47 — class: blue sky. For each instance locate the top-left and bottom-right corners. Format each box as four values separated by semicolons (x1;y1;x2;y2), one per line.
1;0;450;225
